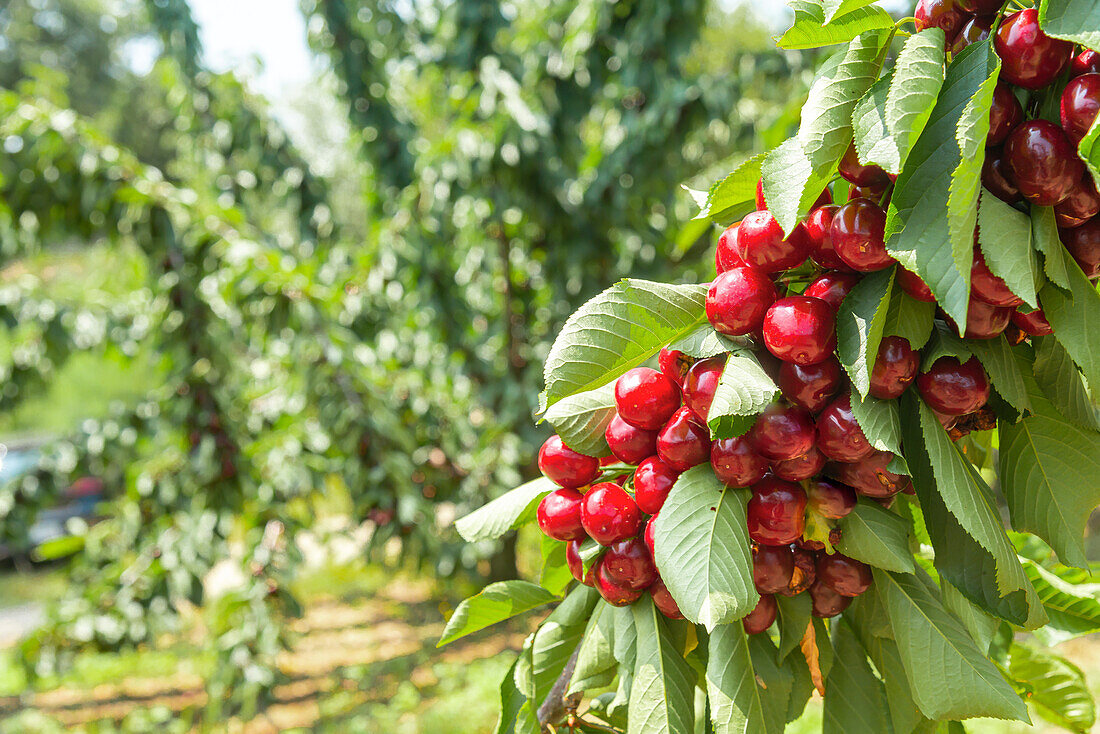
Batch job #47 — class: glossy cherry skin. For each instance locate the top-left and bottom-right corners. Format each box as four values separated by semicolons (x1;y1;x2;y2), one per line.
644;515;657;559
650;578;684;619
830;198;895;272
807;478;857;519
869;336;919;400
982;147;1023;204
706;267;778;336
1004;120;1083;206
1060;72;1100;144
615;367;681;431
634;456;680;515
956;0;1000;12
804;272;861;311
715;223;746;274
1073;50;1100;77
817;553;873;597
971;249;1024;307
747;403;816;461
994;8;1073;89
772;446;826;482
595;562;644;606
603;537;659;591
711;436;770;487
762;296;837;366
1061;220;1100;278
538;435;600;489
747;476;807;546
566;539;595;586
805;205;852;271
1055;176;1100;228
658;347;695;387
684;356;725;422
950;14;992;56
777;358;843;413
987;82;1023;146
735;211;812;273
917;357;991;416
896;267;936;303
605;414;658;465
965;296;1013;339
742;593;778;634
915;0;965;39
656;407;712;472
1011;308;1054;336
538;488;587;541
781;547;818;596
831;449;913;498
753;544;795;594
838;142;890;188
816;393;874;463
810;580;852;617
581;482;643;546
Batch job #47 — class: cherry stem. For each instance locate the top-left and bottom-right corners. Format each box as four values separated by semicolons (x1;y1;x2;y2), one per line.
990;0;1016;36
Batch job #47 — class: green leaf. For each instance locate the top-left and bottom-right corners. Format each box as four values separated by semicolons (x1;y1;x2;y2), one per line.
778;0;894;50
747;634;799;729
823;621;890;734
848;390;903;456
667;326;746;359
942;581;999;653
1008;642;1096;733
836;266;895;396
821;0;878;23
629;596;697;734
496;656;533;734
543;383;615;457
455;477;556;543
707;352;779;439
612;604;638;669
1038;246;1100;397
882;287;936;349
761;138;835;239
706;622;770;734
920;320;972;371
578;537;605;575
1078;115;1100;186
439;581;559;647
876;568;1030;722
1032;205;1071;290
569;603;617;695
776;592;813;661
1031;336;1100;432
653;467;757;629
966;336;1031;415
1038;0;1100;51
852;29;946;175
977;190;1041;309
836;498;914;573
540;534;573;596
532;586;599;704
694;153;767;226
1022;560;1100;641
865;634;930;734
539;279;709;412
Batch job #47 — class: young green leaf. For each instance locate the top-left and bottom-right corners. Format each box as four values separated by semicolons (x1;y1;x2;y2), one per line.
836;266;895;396
882;287;936;349
778;0;894;50
706;622;770;734
653;465;758;630
977;190;1041;309
1032;205;1072;290
578;537;605;575
439;581;559;647
540;534;573;596
848;390;903;456
629;596;697;734
776;593;813;662
1037;0;1100;50
694;153;767;226
666;326;746;359
1031;336;1100;432
532;585;599;704
966;336;1031;415
1007;642;1097;734
455;477;556;543
1038;246;1100;396
569;603;617;695
823;622;891;734
836;499;913;573
542;383;615;457
822;0;878;23
708;352;779;439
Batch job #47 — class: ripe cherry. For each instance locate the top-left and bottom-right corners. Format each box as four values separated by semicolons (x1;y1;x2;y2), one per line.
650;578;684;619
830;198;895;272
831;449;913;498
987;82;1023;146
804;271;861;311
742;593;778;634
1062;220;1100;278
605;414;658;465
817;553;873;597
537;488;587;541
762;296;837;366
706;267;778;336
581;482;643;546
747;403;816;461
982;147;1023;204
965;296;1013;339
711;436;770;487
772;446;826;482
994;8;1073;89
595;562;644;607
869;336;919;399
566;539;595;586
956;0;1000;12
1011;308;1054;337
656;406;712;472
603;537;658;591
615;368;681;431
1055;176;1100;228
816;393;874;463
684;356;725;422
715;223;746;274
538;435;600;489
1073;50;1100;77
806;478;857;519
1004;120;1084;207
658;347;695;387
838;142;890;188
917;357;990;416
781;547;817;596
810;580;852;617
634;456;680;515
950;14;992;56
1060;72;1100;144
805;205;852;271
735;211;812;273
915;0;965;39
644;515;657;559
778;358;843;413
753;544;795;594
747;476;808;546
971;248;1023;307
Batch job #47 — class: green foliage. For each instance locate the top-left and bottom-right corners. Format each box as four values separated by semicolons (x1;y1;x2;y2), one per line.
706;622;769;734
836;266;895;396
708;352;779;440
836;499;913;573
438;581;558;647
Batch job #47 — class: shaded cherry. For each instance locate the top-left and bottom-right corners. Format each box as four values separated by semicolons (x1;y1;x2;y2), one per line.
780;547;817;596
805;205;853;271
810;580;852;618
982;147;1023;204
1073;49;1100;77
566;539;595;586
950;14;992;55
817;553;873;597
659;347;695;387
816;393;874;463
994;8;1073;89
742;593;778;634
595;562;644;607
615;367;681;431
831;450;913;499
753;544;795;594
896;267;935;303
656;406;712;472
1061;72;1100;144
581;482;643;546
915;0;965;39
537;488;586;541
1011;308;1054;336
1004;120;1084;206
917;357;991;416
538;435;600;489
603;537;658;591
605;414;658;465
1061;219;1100;278
956;0;1000;12
711;436;770;488
869;336;919;399
762;296;837;366
715;222;746;274
830;198;895;272
987;81;1023;146
747;476;808;546
777;358;843;413
707;266;778;336
838;142;889;188
650;578;684;619
772;446;826;482
807;478;857;519
1055;175;1100;228
804;271;861;311
971;248;1024;306
747;403;816;461
683;356;726;422
634;456;680;515
735;210;812;273
965;296;1013;339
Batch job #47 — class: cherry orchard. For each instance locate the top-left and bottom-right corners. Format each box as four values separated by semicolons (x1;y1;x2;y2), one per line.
442;2;1100;733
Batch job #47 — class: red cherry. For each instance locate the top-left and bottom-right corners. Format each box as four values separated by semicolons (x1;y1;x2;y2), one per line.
971;248;1024;307
538;435;600;488
715;223;746;274
777;358;843;414
982;147;1023;204
987;82;1023;146
917;357;990;416
1011;308;1054;336
807;478;857;519
896;267;935;303
1055;176;1100;228
1072;50;1100;77
831;449;912;498
656;406;712;472
772;446;826;482
537;488;587;541
706;267;778;336
965;296;1013;339
742;593;778;634
615;367;681;431
644;515;657;559
649;577;684;619
956;0;1000;12
817;553;873;597
735;211;812;273
804;271;861;311
1004;120;1083;206
753;544;795;594
805;205;853;271
1061;220;1100;278
605;414;658;466
810;580;852;617
581;482;643;546
634;456;680;515
595;562;644;606
994;8;1073;89
780;547;817;596
711;436;770;487
747;403;816;461
950;14;992;56
816;393;874;463
567;539;595;586
747;476;808;546
762;296;837;366
658;347;695;387
915;0;965;39
848;182;891;206
838;142;890;188
830;198;895;272
869;336;919;399
755;178;767;210
683;356;726;421
1061;72;1100;144
603;537;659;591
